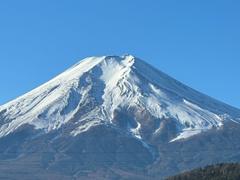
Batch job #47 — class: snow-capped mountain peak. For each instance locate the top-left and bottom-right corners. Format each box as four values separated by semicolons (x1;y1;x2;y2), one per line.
0;55;239;142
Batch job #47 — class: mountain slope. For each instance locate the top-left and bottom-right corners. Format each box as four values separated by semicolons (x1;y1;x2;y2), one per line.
0;55;240;179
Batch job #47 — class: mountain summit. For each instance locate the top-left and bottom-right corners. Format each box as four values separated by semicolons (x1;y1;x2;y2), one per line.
0;55;240;179
0;55;239;141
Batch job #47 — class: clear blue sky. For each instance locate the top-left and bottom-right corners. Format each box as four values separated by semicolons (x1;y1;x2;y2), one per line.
0;0;239;108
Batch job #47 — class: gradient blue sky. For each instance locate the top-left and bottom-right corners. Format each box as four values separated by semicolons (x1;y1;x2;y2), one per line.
0;0;239;108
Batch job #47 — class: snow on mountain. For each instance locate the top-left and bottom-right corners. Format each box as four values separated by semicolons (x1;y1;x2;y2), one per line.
0;55;239;142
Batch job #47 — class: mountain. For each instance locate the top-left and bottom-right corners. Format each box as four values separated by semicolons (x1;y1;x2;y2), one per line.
166;163;240;180
0;55;240;179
